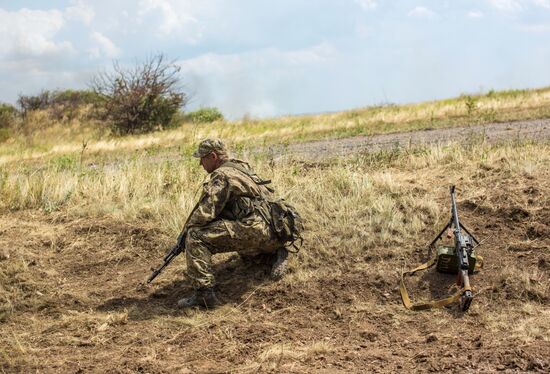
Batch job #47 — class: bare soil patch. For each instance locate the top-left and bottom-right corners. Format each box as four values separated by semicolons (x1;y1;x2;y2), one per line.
1;166;548;372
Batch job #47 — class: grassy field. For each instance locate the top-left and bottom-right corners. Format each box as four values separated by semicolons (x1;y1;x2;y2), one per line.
2;86;550;167
0;89;549;372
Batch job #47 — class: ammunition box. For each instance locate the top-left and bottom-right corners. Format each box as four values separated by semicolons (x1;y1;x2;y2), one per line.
436;246;477;274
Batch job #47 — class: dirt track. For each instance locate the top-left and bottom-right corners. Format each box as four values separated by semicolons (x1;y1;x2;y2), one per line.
269;118;550;160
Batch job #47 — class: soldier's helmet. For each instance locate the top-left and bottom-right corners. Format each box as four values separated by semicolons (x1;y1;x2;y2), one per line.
192;138;228;158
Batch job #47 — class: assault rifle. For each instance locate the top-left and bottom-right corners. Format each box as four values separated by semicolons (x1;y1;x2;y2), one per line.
148;201;200;284
147;241;183;284
429;185;480;311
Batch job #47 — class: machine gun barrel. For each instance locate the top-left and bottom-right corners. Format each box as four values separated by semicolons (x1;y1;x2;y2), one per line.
450;186;470;271
450;185;473;311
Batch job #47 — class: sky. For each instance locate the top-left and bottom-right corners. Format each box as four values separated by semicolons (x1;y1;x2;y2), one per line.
1;0;549;119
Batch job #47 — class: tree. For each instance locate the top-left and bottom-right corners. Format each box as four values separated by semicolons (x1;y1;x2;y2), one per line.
90;54;187;134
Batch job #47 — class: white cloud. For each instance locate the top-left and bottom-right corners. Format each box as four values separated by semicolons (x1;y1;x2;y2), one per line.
486;0;550;11
178;43;336;75
532;0;550;8
65;0;95;26
138;0;201;41
520;24;550;32
354;0;377;11
468;10;485;18
88;31;121;58
487;0;524;11
0;8;74;57
407;6;438;19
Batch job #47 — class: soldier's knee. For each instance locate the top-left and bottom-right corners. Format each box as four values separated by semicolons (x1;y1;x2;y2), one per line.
185;227;211;257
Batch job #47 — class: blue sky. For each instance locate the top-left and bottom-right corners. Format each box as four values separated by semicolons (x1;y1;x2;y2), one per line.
1;0;549;119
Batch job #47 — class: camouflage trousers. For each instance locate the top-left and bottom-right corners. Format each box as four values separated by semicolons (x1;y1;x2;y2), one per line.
185;214;282;288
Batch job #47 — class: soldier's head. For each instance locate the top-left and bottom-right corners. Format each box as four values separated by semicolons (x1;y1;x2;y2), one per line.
192;138;229;173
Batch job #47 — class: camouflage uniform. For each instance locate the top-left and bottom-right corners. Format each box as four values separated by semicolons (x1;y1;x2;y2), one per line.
183;157;282;289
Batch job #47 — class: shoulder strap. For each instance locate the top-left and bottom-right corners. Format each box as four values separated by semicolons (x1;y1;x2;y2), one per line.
220;160;273;188
399;255;483;311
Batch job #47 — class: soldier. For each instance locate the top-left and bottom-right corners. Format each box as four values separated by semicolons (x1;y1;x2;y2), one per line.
176;138;291;308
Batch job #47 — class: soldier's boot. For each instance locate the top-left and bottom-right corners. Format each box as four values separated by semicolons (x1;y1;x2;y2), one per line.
270;247;289;280
240;253;274;266
177;287;221;309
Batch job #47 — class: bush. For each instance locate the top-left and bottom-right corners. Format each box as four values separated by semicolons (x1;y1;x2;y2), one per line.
48;89;102;121
90;54;187;135
0;103;18;129
50;89;102;107
17;91;51;114
0;128;11;143
186;107;224;123
16;89;103;122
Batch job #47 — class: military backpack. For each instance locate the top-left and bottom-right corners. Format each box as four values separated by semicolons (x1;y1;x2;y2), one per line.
221;160;304;250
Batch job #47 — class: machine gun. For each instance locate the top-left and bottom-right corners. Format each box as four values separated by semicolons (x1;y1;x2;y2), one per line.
400;185;482;312
428;185;480;311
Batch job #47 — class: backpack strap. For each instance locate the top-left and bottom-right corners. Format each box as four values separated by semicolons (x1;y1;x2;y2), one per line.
219;160;274;191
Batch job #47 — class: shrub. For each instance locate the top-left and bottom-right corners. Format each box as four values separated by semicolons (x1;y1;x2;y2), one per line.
90;54;187;135
11;90;103;123
49;89;102;121
17;91;51;114
464;95;478;116
0;103;18;128
50;89;102;107
0;128;10;143
50;154;78;171
186;107;224;123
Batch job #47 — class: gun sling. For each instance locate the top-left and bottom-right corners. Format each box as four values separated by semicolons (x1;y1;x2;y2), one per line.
399;255;483;311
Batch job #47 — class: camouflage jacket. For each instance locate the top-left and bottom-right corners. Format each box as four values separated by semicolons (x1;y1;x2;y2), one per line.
185;159;273;229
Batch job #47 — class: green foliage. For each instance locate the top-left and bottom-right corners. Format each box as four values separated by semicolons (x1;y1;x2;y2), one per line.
0;128;11;143
50;154;78;171
15;89;102;124
0;103;18;129
186;107;224;123
51;89;102;106
464;95;478;116
49;89;102;121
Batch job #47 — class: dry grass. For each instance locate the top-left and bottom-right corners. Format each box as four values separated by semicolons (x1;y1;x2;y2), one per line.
2;86;550;166
0;96;549;371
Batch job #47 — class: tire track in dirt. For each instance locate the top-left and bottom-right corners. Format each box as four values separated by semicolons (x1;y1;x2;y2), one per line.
268;118;550;160
95;118;550;171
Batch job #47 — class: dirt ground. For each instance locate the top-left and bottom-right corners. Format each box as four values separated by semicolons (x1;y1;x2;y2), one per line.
269;118;550;160
1;123;550;373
